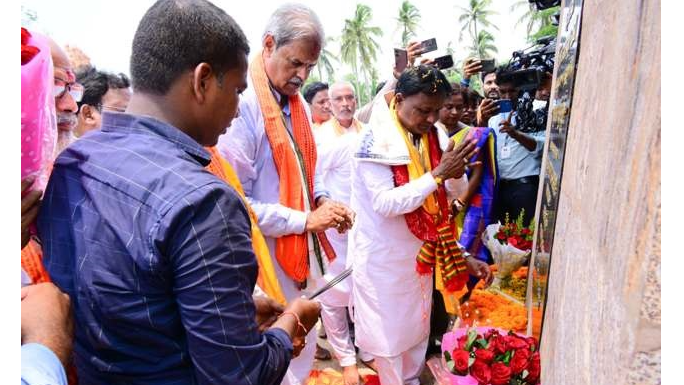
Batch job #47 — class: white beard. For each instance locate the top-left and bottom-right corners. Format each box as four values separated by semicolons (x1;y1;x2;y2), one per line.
55;130;75;155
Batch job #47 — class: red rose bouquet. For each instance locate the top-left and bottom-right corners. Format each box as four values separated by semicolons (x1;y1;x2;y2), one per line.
442;327;541;385
482;211;535;288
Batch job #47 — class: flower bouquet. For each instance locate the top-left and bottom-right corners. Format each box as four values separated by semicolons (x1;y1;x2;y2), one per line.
440;326;541;385
482;211;534;289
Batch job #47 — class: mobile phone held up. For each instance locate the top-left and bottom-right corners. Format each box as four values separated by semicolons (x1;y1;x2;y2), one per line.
497;99;513;114
394;48;408;73
480;58;495;73
433;54;454;70
419;38;438;54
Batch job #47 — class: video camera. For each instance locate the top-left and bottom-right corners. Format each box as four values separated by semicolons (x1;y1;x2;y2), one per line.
498;36;557;133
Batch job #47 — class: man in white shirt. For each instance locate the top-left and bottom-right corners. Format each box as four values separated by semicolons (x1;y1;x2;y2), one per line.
349;65;492;385
217;5;354;385
315;82;373;384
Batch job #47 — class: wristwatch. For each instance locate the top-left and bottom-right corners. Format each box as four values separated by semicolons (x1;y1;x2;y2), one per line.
434;175;444;185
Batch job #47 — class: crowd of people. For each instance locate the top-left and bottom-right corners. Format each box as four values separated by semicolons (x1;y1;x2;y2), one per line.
21;1;552;385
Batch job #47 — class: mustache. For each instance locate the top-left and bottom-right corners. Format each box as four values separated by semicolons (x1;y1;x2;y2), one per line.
288;77;303;87
57;113;77;127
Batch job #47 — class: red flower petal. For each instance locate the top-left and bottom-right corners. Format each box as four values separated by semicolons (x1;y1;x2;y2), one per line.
21;45;41;65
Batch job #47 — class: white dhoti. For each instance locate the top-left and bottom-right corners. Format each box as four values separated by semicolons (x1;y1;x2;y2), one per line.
373;338;429;385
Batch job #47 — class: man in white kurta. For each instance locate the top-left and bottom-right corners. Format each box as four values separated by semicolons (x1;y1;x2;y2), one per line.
314;82;374;383
348;96;471;385
217;5;353;385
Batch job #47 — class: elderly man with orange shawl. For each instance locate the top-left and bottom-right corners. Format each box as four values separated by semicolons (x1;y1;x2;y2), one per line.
217;4;354;385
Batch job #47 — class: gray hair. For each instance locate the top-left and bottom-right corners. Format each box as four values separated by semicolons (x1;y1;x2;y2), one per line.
329;81;356;97
263;3;324;48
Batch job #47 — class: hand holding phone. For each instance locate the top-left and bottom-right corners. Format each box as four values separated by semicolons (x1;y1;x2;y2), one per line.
463;58;483;77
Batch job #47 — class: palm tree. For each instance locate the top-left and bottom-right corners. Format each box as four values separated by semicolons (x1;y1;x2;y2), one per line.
470;30;498;59
340;4;383;103
510;1;560;41
456;0;499;42
395;0;421;47
314;36;338;83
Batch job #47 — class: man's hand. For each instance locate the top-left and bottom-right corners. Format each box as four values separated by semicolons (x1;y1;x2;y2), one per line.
498;114;518;136
21;283;74;368
306;199;355;233
253;295;284;332
270;298;321;357
393;41;424;79
476;98;499;127
432;139;481;181
463;58;483;79
21;177;42;249
465;256;493;288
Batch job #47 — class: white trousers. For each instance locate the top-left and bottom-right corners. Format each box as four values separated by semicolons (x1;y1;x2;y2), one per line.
320;303;373;367
372;338;428;385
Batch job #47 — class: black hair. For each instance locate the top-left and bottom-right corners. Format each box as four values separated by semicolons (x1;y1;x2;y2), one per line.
464;88;483;107
130;0;250;95
395;65;452;98
495;66;516;86
302;81;329;104
76;66;130;111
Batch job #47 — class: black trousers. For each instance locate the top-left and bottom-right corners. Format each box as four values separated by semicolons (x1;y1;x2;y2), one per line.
495;176;539;227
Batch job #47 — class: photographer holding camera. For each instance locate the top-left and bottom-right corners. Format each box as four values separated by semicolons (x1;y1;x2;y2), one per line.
488;70;546;226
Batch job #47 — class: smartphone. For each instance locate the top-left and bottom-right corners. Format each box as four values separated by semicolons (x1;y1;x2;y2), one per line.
433;54;454;70
497;99;513;114
394;48;408;73
419;38;438;54
480;58;496;73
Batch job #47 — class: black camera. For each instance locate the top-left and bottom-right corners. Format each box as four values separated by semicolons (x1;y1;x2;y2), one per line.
498;36;556;133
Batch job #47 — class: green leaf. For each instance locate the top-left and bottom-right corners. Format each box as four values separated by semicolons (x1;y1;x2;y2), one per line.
468;356;476;367
444;350;452;362
465;328;478;350
446;359;456;373
503;350;513;365
476;338;489;349
522;369;529;379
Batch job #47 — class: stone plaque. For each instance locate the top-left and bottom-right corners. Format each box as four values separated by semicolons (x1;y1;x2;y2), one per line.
528;0;585;340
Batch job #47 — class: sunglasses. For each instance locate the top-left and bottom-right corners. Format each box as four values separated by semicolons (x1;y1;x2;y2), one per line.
53;77;84;103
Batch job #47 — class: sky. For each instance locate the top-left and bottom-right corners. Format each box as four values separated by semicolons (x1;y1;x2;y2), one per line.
21;0;533;81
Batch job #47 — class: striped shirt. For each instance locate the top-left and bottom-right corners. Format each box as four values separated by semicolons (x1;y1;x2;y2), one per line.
38;112;292;385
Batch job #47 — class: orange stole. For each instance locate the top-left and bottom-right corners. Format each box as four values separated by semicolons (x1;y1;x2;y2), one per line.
249;52;336;283
204;147;286;305
21;239;50;284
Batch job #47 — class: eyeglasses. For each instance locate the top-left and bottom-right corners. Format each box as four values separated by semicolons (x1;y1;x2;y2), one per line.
53;77;84;103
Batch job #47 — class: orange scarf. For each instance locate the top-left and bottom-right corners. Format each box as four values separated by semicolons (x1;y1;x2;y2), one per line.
204;147;286;305
250;52;336;284
21;239;50;284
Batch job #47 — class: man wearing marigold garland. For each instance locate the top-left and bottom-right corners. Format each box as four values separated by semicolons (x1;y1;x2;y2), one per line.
217;4;354;385
349;65;493;385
